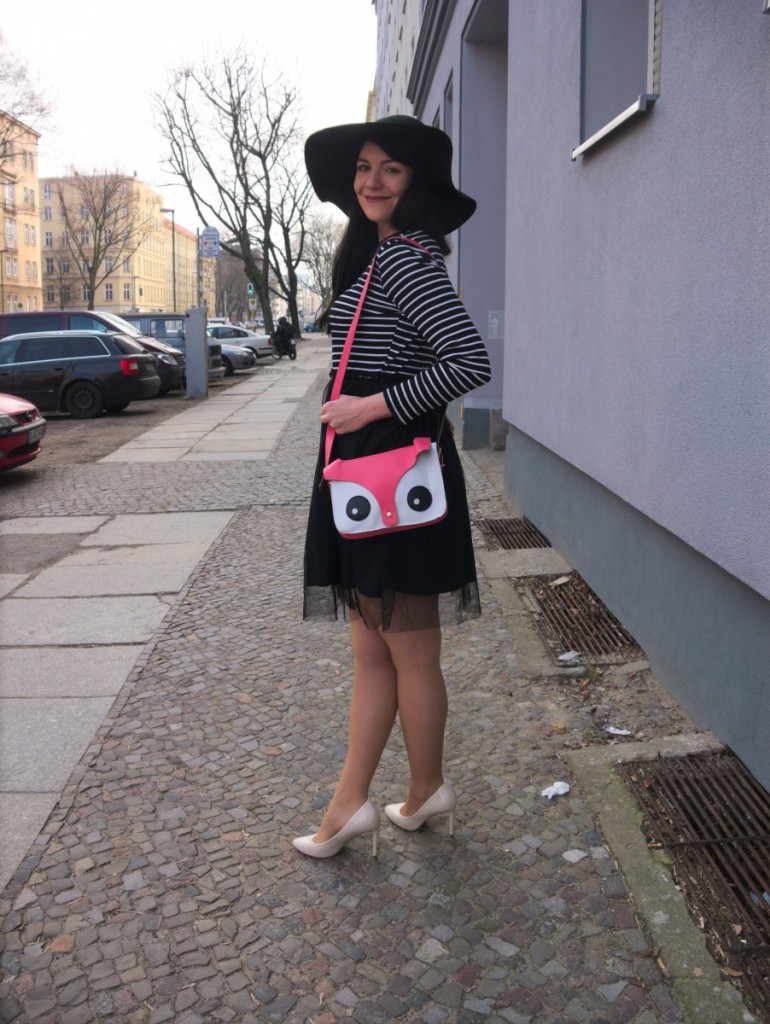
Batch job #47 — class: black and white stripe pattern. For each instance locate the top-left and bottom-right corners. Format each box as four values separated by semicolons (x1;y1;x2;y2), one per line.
328;231;491;423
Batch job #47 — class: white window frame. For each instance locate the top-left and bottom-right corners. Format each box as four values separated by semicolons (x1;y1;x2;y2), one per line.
571;0;662;160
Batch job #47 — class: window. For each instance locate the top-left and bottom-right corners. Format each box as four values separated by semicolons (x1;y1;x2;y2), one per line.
123;283;131;301
23;224;30;243
68;336;108;357
61;258;70;274
43;205;53;221
572;0;662;160
81;230;90;245
30;226;36;244
105;283;113;301
43;184;52;200
105;258;114;272
123;259;131;273
80;206;89;220
45;258;54;275
62;285;71;302
29;190;35;209
44;231;53;248
45;286;55;303
83;285;91;302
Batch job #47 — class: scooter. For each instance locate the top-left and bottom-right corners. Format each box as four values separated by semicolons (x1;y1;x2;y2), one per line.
272;329;297;360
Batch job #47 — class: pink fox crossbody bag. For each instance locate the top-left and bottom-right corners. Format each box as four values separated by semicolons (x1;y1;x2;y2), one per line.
322;238;447;540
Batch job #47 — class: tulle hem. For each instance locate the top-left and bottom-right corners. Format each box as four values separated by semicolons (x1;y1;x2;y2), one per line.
303;581;481;632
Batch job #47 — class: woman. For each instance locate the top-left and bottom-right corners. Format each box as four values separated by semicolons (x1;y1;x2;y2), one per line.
295;115;491;858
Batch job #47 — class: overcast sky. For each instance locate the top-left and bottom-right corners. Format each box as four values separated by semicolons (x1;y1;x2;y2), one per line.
2;0;377;231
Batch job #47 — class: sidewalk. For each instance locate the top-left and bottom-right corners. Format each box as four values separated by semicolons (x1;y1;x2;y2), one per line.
0;343;753;1024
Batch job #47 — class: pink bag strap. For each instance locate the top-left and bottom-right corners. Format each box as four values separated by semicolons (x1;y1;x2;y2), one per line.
324;236;439;467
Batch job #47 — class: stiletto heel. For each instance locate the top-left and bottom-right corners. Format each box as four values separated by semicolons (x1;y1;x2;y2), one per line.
385;782;456;835
292;799;381;859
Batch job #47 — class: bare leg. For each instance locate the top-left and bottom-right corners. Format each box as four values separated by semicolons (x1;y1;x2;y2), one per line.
312;618;398;843
382;624;447;816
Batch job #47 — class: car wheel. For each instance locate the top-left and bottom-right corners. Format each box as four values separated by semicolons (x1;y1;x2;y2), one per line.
222;357;234;376
64;381;105;419
246;347;259;359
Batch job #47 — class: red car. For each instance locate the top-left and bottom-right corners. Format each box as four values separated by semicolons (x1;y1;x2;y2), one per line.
0;392;46;471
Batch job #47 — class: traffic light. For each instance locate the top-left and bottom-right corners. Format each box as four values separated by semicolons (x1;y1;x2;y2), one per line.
247;283;254;296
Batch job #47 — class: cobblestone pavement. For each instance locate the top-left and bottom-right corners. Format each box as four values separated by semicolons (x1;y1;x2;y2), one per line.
0;358;713;1024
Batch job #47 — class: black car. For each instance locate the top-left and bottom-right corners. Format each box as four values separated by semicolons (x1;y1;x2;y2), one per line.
0;330;161;418
0;309;185;394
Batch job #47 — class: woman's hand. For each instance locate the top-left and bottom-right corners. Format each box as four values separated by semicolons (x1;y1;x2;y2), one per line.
320;392;391;434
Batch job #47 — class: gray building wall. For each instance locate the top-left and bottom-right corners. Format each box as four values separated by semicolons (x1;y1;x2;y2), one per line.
505;0;770;787
392;0;770;788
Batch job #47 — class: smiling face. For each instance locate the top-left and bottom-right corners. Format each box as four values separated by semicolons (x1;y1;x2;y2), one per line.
354;141;414;240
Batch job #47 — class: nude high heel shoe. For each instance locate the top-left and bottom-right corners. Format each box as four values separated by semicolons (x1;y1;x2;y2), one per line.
292;799;381;858
384;782;456;836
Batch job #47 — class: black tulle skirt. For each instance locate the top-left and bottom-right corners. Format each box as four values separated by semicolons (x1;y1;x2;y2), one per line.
303;373;481;631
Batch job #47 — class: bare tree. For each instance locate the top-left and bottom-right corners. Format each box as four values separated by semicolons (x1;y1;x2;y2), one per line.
303;211;344;313
43;252;77;309
0;33;51;168
54;169;150;310
154;46;313;335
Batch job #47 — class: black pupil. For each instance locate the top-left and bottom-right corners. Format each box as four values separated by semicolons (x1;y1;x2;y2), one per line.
346;495;371;522
407;486;432;511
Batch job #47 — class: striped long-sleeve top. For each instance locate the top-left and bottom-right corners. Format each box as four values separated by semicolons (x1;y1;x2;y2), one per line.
328;230;491;424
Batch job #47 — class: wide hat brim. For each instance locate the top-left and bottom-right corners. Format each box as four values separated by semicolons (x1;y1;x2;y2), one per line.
304;115;476;234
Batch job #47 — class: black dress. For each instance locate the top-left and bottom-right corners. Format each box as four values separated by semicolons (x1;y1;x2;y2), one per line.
303;231;492;632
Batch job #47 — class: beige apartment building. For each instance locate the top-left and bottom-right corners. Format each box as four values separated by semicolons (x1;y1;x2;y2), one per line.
40;173;215;316
0;113;44;313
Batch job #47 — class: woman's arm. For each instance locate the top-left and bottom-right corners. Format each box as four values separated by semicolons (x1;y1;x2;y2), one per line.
376;236;492;423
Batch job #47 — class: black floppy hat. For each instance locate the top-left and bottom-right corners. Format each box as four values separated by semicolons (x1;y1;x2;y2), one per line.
304;115;476;234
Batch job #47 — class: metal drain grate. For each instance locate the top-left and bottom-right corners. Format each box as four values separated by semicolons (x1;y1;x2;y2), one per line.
475;517;551;550
619;750;770;1016
516;573;644;662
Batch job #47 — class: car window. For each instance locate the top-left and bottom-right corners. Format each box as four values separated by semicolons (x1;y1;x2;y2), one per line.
111;336;145;355
67;336;110;357
101;312;144;338
150;318;185;339
71;315;111;333
4;314;59;334
16;337;68;362
0;339;21;365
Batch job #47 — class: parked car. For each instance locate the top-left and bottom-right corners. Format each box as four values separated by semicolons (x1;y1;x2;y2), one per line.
0;392;46;470
0;331;161;418
207;324;273;359
120;313;226;381
219;342;257;376
0;309;185;393
303;321;322;333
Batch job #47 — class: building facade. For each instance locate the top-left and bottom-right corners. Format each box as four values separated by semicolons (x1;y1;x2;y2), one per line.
0;114;43;313
373;0;770;790
39;175;214;316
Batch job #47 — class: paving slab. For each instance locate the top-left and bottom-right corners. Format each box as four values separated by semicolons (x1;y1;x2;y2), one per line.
0;645;143;697
0;574;28;597
0;696;116;790
0;793;60;892
13;560;201;597
78;510;234;546
478;547;573;579
0;595;169;644
0;515;108;535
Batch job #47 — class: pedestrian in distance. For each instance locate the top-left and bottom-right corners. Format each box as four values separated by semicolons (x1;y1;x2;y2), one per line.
294;115;492;859
272;316;296;359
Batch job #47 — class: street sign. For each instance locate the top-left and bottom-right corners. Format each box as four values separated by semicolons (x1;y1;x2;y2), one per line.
248;299;257;310
200;226;220;258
